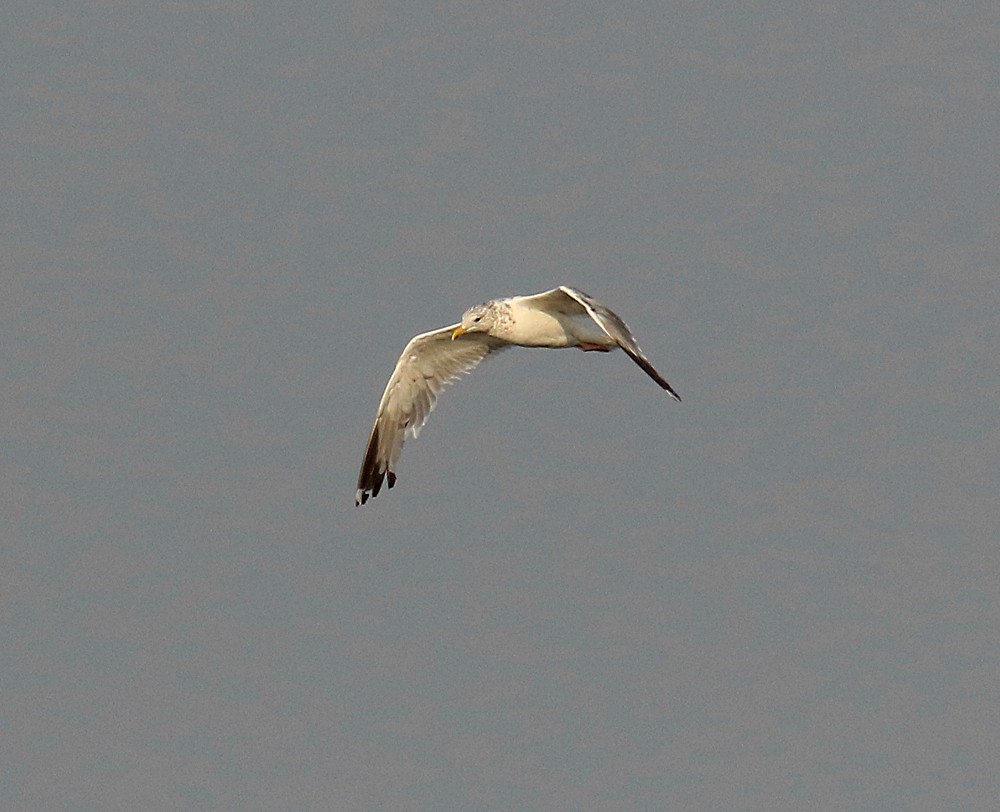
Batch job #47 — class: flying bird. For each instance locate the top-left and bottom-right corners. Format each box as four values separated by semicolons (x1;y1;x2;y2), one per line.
355;286;680;505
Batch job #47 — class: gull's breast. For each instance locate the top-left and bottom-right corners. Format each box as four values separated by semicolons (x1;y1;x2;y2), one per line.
506;306;612;349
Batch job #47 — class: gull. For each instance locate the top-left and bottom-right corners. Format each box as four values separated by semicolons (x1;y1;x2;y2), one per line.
355;286;680;505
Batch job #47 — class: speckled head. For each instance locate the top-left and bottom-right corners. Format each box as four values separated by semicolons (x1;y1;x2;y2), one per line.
452;301;501;339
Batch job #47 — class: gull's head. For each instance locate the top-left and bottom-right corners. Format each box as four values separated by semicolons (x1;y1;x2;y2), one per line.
452;303;494;340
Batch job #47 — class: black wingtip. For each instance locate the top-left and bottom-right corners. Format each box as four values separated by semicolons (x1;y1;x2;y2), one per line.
356;466;395;506
621;347;681;401
357;423;387;506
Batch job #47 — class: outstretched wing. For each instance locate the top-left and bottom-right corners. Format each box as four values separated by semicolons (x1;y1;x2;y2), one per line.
550;286;681;400
356;325;505;505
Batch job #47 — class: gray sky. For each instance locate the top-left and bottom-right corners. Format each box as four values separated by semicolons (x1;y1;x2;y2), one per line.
4;3;999;810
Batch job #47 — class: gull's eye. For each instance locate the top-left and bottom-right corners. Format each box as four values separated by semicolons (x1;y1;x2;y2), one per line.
473;316;481;323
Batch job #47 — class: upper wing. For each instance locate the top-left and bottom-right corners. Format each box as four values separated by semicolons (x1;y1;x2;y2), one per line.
554;285;681;401
356;325;505;505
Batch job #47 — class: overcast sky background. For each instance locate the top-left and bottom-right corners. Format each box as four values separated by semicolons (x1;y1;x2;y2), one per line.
5;3;1000;810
